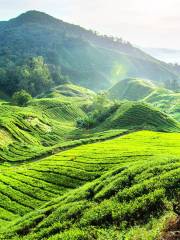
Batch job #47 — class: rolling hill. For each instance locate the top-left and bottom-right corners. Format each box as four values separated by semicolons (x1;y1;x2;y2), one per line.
0;89;178;163
0;84;178;239
108;78;157;101
108;78;180;121
0;10;180;92
95;102;179;131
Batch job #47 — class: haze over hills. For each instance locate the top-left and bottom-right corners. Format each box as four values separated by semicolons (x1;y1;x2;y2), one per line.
142;47;180;64
0;10;180;94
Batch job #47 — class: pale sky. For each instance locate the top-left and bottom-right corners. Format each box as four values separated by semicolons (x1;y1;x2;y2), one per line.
1;0;180;48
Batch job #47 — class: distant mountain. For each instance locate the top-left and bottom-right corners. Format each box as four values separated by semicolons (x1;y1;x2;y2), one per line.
0;10;180;92
142;47;180;64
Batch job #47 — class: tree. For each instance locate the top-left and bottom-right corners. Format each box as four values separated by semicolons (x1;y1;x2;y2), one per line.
12;90;32;106
91;92;108;113
76;115;96;129
18;56;53;96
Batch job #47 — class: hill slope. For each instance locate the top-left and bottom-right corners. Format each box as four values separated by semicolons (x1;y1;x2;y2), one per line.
108;78;157;100
0;130;179;239
108;78;180;121
0;10;179;92
91;102;179;132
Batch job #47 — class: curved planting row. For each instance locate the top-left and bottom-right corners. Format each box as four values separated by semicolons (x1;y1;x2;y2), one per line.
0;130;179;239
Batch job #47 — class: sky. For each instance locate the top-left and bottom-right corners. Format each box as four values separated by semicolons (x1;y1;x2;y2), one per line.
0;0;180;49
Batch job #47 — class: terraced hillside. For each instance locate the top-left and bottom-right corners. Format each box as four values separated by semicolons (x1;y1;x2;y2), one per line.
0;99;179;165
108;78;180;121
144;90;180;121
108;78;157;101
1;85;178;164
0;130;179;239
39;84;95;99
0;95;88;162
0;83;179;239
92;102;179;132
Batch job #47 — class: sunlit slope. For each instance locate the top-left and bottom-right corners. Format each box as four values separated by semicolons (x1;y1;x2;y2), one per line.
108;78;157;101
0;130;179;239
1;89;179;162
0;98;86;162
144;90;180;121
96;102;179;131
39;83;95;99
108;78;180;121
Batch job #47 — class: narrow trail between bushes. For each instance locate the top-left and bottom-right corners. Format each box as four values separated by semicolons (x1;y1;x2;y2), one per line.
161;216;180;240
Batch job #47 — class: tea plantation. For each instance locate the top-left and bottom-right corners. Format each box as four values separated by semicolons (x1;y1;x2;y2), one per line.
0;88;179;239
0;130;179;239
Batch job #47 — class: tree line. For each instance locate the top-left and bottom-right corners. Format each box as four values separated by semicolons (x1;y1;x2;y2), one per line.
0;56;69;97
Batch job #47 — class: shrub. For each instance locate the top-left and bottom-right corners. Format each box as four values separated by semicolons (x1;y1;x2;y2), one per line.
12;90;32;106
76;115;96;129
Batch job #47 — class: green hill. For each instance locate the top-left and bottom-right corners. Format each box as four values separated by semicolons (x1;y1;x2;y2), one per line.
108;78;157;100
108;78;180;121
90;102;179;132
0;10;179;94
0;87;179;239
0;130;179;239
0;9;179;240
0;96;87;162
144;90;180;121
39;83;95;99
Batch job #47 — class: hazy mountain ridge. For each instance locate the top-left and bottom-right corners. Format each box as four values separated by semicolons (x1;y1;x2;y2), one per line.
0;10;179;93
143;47;180;64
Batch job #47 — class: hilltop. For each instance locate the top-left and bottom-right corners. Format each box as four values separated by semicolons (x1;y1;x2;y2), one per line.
108;78;157;101
108;78;180;121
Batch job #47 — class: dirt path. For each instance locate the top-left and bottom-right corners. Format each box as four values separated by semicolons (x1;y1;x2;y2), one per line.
161;216;180;240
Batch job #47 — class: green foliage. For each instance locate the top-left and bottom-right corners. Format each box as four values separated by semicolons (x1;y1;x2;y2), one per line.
0;10;179;240
0;56;70;97
12;90;32;106
77;100;179;132
0;131;179;239
17;56;53;96
76;115;96;129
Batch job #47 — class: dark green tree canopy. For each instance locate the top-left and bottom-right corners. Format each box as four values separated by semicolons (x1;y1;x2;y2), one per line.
0;56;68;96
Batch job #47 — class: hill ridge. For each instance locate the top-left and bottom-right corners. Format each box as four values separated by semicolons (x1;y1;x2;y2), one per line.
0;11;179;92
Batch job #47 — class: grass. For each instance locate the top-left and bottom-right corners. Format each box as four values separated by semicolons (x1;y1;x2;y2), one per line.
0;130;179;239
